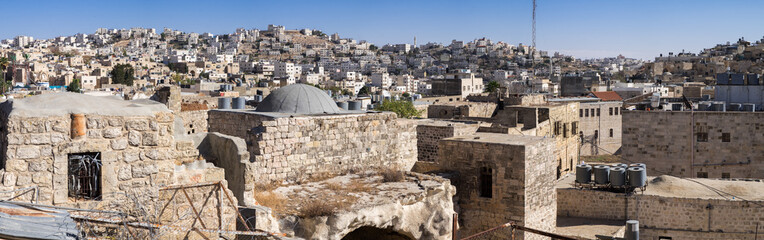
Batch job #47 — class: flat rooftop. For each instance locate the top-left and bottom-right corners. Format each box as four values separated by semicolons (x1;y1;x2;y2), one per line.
557;173;764;201
442;132;547;146
210;108;374;118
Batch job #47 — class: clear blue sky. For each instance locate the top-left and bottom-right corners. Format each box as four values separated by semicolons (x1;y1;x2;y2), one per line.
3;0;764;60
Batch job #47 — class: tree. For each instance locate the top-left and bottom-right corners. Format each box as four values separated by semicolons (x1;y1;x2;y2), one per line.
484;81;500;93
357;86;370;96
67;78;81;93
0;57;9;93
110;64;135;86
375;100;423;119
402;92;411;98
369;45;378;51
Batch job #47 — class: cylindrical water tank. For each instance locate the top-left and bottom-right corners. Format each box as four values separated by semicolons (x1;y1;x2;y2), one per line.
742;103;756;112
609;167;626;187
629;163;647;176
629;163;646;168
729;103;742;111
348;101;362;110
336;101;348;110
575;164;592;184
232;97;246;109
256;90;264;95
711;102;725;111
254;95;264;102
625;220;639;240
218;98;231;109
593;165;610;184
614;163;629;169
628;167;647;187
698;102;711;111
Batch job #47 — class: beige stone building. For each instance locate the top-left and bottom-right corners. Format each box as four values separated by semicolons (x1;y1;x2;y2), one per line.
557;175;764;240
438;132;557;240
0;93;241;238
622;111;764;178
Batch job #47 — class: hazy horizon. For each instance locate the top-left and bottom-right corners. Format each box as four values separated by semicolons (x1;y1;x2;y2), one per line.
4;0;764;60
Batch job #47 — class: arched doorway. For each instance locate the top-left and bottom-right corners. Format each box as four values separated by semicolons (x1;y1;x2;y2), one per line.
341;226;415;240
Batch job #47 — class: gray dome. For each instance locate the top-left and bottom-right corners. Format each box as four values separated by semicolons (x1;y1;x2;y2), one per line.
255;84;342;114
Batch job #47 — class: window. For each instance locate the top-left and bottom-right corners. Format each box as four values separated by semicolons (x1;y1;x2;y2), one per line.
554;121;561;135
68;152;102;200
697;172;708;178
563;123;568;138
479;167;493;198
658;237;673;240
722;173;730;179
609;129;614;138
579;109;583;118
571;122;578;135
585;109;589;117
697;132;708;142
609;107;613;115
722;133;730;142
616;107;620;115
594;130;599;141
596;108;601;116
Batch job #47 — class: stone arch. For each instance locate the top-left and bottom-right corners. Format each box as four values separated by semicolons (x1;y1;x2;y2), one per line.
341;226;416;240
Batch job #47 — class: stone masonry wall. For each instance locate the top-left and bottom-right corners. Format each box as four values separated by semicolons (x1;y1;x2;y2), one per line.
622;111;764;178
558;188;764;240
439;133;556;240
208;110;417;183
579;101;622;156
178;110;208;135
413;120;479;173
0;112;182;208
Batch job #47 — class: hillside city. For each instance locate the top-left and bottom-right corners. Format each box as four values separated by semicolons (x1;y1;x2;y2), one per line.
0;24;763;240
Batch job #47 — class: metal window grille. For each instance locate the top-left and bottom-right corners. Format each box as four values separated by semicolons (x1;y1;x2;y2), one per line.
68;152;102;200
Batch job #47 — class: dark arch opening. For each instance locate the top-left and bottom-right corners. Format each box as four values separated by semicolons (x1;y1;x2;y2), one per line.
341;226;415;240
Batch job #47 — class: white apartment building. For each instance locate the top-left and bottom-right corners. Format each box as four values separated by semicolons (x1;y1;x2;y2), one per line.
274;62;300;78
371;73;393;89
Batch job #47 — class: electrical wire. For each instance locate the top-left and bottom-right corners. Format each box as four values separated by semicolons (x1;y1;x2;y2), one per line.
584;143;764;208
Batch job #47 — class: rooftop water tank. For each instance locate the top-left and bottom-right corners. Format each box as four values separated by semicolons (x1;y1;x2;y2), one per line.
729;103;742;111
348;101;362;110
711;102;726;112
217;98;231;109
593;165;610;184
742;103;756;112
575;164;592;184
614;163;629;169
671;103;683;111
628;167;647;188
336;101;349;110
698;102;712;111
610;167;626;187
232;97;246;109
254;95;264;103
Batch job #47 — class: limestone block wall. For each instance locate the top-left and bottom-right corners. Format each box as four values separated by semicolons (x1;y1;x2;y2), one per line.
178;110;208;135
622;111;764;178
416;121;479;163
157;181;239;239
0;112;179;207
557;188;764;240
196;132;255;206
427;103;496;119
208;110;417;183
579;101;622;156
439;134;556;240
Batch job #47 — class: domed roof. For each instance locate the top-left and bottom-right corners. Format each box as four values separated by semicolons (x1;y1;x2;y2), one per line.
255;84;342;114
